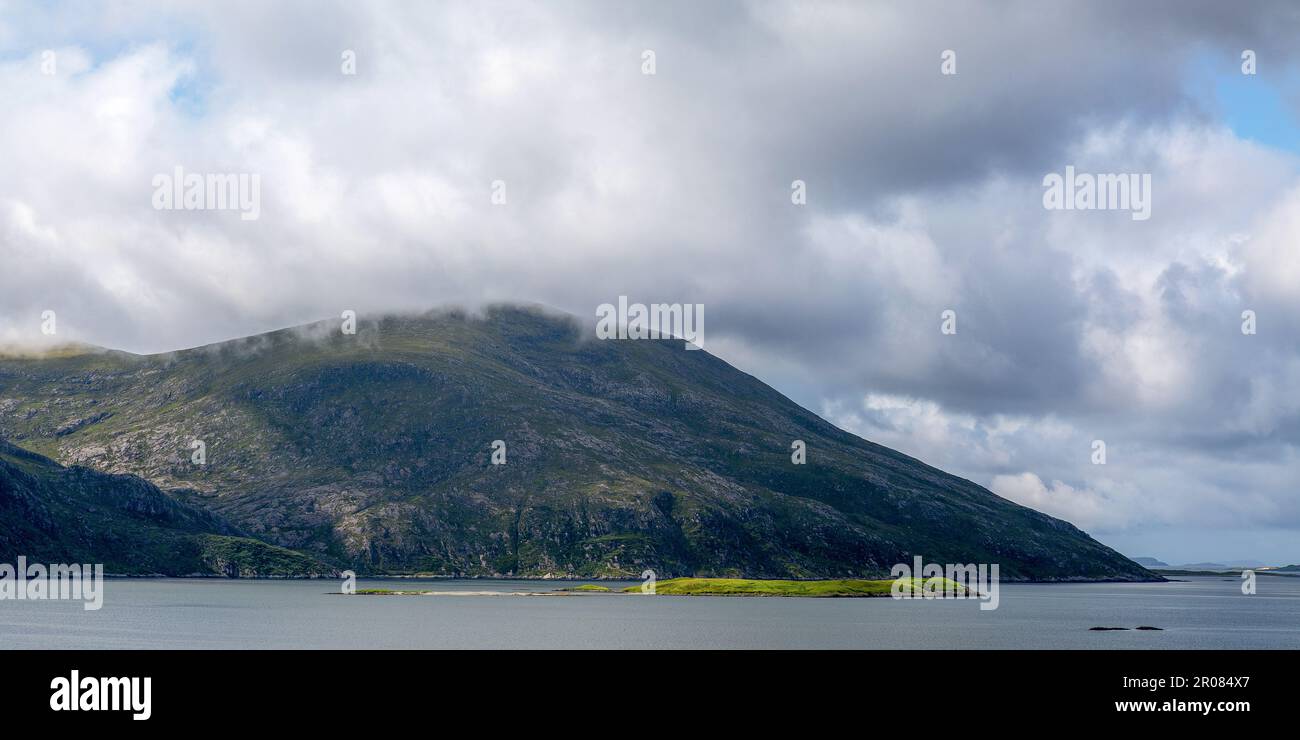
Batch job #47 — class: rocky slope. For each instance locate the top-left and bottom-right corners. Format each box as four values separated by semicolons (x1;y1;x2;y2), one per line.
0;438;335;576
0;306;1156;581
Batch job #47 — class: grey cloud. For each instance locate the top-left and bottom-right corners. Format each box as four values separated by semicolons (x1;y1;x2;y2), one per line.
1;0;1299;561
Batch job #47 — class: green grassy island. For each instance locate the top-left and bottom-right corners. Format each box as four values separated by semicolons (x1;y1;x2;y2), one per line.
338;577;975;598
623;577;970;597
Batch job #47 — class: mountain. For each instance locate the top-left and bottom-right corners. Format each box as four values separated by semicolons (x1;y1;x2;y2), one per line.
1168;560;1268;571
1131;557;1169;568
0;438;335;576
1171;562;1230;571
1223;560;1268;569
0;306;1155;581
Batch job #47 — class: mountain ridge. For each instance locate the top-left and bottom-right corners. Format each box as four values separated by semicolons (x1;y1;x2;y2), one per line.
0;305;1156;581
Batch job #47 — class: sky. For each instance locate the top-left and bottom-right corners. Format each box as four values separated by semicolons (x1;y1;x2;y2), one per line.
1;0;1298;564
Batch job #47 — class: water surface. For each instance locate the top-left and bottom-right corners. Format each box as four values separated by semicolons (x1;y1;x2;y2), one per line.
2;575;1296;649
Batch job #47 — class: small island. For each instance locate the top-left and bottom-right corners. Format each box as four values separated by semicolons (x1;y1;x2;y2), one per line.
338;577;975;598
624;577;969;597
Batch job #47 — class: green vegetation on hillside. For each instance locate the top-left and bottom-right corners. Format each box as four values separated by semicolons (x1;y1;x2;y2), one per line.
0;439;336;576
195;534;332;578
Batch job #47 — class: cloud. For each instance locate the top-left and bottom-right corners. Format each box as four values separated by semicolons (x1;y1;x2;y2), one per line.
991;472;1142;533
1;1;1298;562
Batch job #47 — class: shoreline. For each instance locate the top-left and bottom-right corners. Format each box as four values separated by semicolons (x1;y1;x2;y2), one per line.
88;573;1171;585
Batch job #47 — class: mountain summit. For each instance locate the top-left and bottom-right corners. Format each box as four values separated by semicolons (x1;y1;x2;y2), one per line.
0;306;1153;580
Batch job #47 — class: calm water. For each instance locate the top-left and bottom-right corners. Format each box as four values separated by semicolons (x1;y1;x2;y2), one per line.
2;575;1297;649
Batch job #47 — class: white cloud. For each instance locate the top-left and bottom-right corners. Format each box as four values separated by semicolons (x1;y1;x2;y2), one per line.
1;1;1298;561
991;472;1142;532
